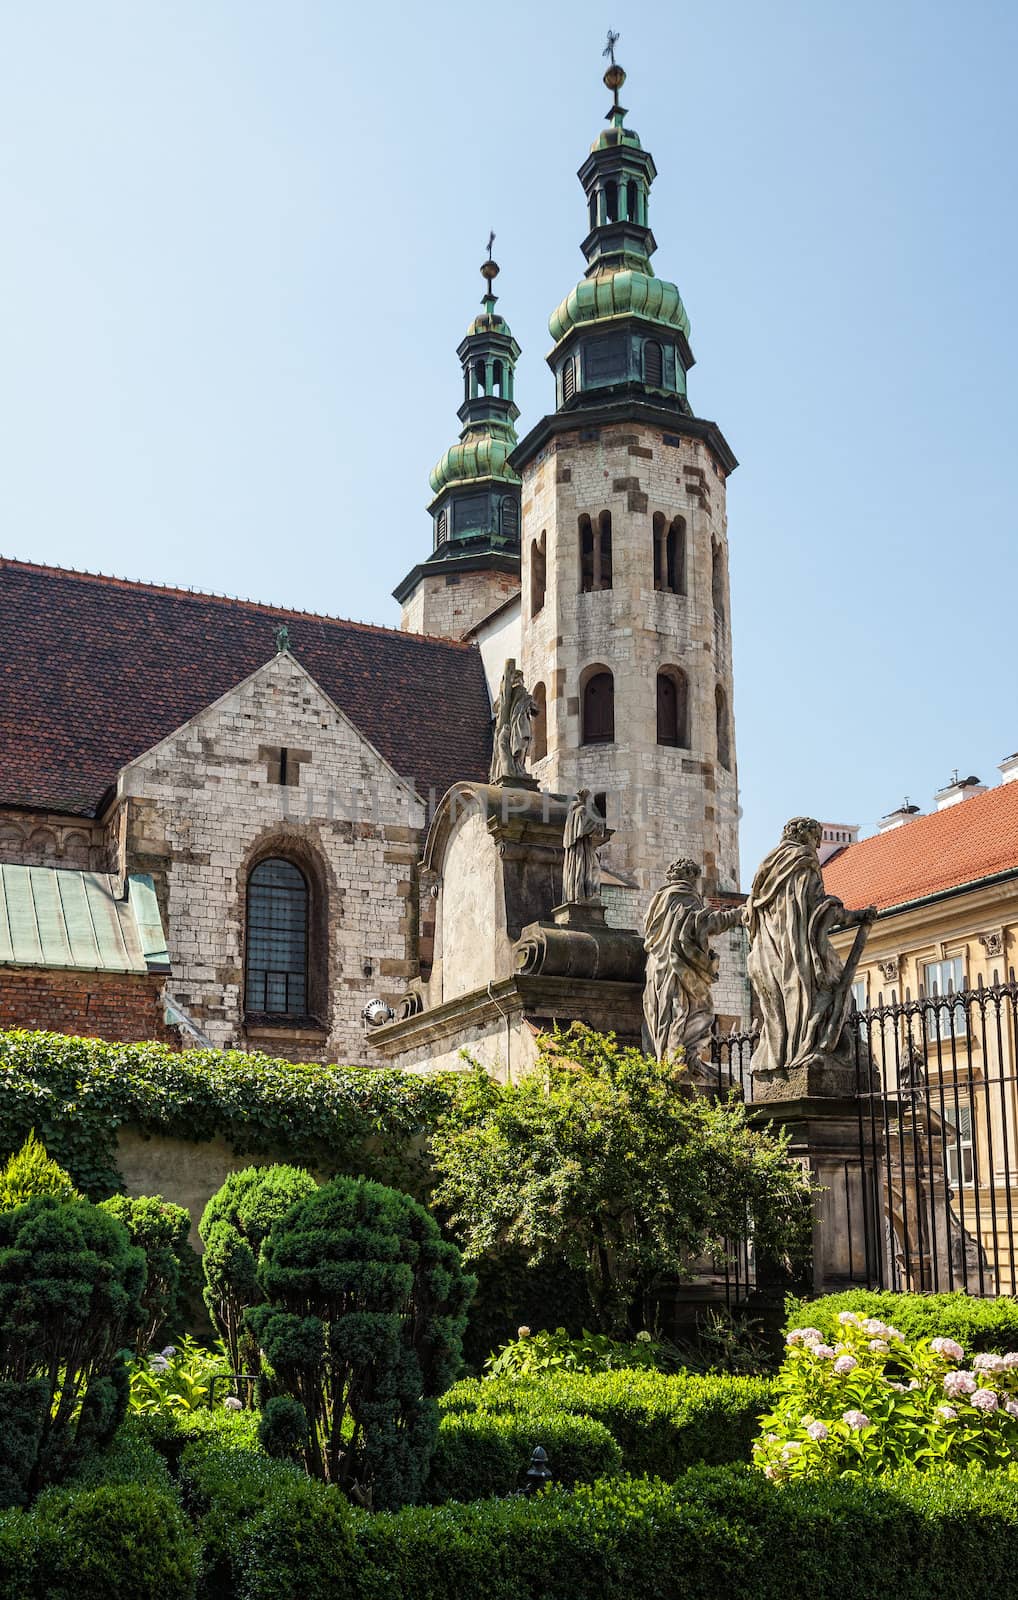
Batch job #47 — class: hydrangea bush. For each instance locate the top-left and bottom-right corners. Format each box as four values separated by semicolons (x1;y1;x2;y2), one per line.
754;1311;1018;1480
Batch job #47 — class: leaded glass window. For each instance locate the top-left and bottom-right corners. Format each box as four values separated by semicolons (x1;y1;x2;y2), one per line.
246;858;308;1017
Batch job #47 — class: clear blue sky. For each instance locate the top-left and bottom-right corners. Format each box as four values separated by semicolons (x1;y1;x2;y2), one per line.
2;1;1016;877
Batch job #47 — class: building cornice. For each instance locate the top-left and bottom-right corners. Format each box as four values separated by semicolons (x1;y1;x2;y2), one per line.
510;401;738;477
392;550;522;606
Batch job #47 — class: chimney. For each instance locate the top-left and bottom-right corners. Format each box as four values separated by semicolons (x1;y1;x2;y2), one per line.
933;772;986;811
818;822;859;865
876;800;922;834
1000;753;1018;785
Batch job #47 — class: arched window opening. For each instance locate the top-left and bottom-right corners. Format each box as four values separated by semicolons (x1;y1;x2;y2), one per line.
626;179;638;221
463;368;471;405
715;684;731;771
474;358;486;397
605;180;618;222
644;340;663;388
582;669;615;745
652;511;666;589
579;514;595;592
246;858;308;1017
492;359;504;397
657;668;689;748
501;496;519;543
711;540;725;621
563;357;576;403
530;530;547;617
668;517;685;594
531;682;548;762
435;509;448;548
598;510;613;589
588;191;597;233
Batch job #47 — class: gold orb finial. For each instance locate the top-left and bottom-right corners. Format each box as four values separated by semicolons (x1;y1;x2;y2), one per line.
602;30;625;106
481;229;499;287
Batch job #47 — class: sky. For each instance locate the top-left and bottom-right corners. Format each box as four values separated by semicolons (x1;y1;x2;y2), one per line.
1;0;1016;876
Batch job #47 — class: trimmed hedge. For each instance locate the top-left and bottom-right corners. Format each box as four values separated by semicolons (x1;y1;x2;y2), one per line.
786;1289;1018;1353
427;1407;621;1502
135;1407;262;1472
0;1030;450;1199
441;1369;774;1476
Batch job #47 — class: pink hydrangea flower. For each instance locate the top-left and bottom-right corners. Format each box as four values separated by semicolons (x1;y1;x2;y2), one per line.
885;1327;904;1342
812;1344;837;1360
1002;1352;1018;1368
887;1381;906;1393
222;1395;243;1412
936;1405;958;1422
1005;1400;1018;1419
833;1355;857;1375
869;1339;890;1353
863;1318;890;1337
943;1369;977;1398
931;1337;965;1362
842;1409;870;1429
837;1311;861;1326
805;1420;829;1441
971;1388;999;1413
973;1353;1006;1372
787;1328;823;1346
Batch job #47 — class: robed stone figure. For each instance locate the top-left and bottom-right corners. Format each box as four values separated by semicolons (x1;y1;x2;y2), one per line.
642;858;744;1068
562;789;609;904
489;659;538;784
745;816;876;1080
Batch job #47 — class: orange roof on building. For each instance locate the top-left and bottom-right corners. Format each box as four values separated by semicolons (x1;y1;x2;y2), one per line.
823;782;1018;912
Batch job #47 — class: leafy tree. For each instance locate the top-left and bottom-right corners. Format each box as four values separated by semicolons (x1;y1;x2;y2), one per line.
0;1132;81;1208
100;1194;194;1354
431;1027;814;1336
199;1164;318;1376
248;1175;474;1509
0;1196;145;1503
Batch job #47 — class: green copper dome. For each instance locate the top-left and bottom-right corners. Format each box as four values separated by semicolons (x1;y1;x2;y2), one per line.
548;267;691;347
429;431;520;496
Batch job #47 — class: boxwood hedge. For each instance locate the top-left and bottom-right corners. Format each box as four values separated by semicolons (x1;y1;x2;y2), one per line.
785;1289;1018;1353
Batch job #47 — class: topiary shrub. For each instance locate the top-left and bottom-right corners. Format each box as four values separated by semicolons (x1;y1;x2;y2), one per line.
248;1175;474;1509
199;1165;318;1378
28;1482;198;1600
0;1133;81;1209
0;1196;145;1503
100;1194;195;1354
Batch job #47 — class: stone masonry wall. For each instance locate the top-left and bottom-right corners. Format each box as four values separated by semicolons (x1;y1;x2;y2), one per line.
116;652;425;1065
0;810;107;870
0;967;178;1044
400;567;520;640
519;419;748;1023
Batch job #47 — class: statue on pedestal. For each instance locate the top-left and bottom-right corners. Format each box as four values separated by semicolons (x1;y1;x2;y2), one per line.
562;789;609;904
489;659;539;784
642;859;744;1069
745;816;876;1085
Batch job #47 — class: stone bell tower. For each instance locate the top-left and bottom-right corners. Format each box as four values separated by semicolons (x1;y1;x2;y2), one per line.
514;47;742;947
394;248;523;638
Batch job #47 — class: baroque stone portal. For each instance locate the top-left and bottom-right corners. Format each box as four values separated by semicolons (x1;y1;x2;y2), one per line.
562;789;609;904
746;815;876;1093
642;858;744;1070
489;659;539;784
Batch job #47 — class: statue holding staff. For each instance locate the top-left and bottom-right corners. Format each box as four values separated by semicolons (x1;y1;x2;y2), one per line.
562;789;609;904
642;858;744;1069
745;816;876;1078
489;659;538;783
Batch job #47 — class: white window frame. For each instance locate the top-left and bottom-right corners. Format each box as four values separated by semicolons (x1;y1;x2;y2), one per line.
942;1097;975;1188
923;956;967;1041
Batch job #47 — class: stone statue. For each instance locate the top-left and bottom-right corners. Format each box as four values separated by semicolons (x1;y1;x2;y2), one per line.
642;858;744;1069
489;659;538;783
745;816;876;1083
562;789;609;903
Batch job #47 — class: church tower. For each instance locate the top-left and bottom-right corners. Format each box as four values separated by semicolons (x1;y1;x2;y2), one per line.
395;250;523;638
515;46;742;922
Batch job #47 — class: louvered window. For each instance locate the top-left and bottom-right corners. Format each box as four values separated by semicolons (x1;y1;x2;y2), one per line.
644;340;663;387
435;510;448;548
563;359;575;403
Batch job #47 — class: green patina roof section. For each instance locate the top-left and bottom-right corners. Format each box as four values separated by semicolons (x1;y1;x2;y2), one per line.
548;268;691;347
429;431;521;496
0;865;169;974
590;124;642;152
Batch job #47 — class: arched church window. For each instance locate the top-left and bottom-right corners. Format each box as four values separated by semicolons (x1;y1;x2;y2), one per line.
657;668;689;748
492;359;504;397
627;179;639;221
563;357;575;403
582;668;615;745
644;340;663;388
588;192;597;232
531;682;548;761
711;540;726;621
474;358;486;397
579;512;612;592
715;684;731;771
654;513;685;593
246;858;308;1017
598;510;613;588
605;180;618;222
530;530;546;616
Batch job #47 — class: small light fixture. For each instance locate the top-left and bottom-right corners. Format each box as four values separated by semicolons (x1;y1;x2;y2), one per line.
362;998;395;1028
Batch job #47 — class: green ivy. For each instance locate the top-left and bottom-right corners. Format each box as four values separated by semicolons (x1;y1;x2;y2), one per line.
0;1031;454;1200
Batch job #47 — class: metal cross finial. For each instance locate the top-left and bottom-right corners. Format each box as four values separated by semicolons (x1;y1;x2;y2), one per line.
486;229;495;260
603;28;620;64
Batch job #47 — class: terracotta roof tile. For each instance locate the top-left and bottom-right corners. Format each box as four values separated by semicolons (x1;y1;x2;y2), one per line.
823;782;1018;912
1;559;492;817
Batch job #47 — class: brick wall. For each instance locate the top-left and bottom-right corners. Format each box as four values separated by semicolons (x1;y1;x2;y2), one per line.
0;967;178;1044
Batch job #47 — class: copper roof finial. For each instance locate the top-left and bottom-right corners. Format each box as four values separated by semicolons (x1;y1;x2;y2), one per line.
480;229;499;288
603;28;626;108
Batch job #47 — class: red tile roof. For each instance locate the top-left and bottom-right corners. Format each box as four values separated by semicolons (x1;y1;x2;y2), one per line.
1;559;492;817
823;782;1018;912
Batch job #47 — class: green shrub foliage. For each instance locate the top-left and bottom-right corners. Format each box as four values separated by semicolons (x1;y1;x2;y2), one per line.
431;1027;813;1335
484;1325;667;1376
0;1196;145;1504
0;1133;81;1209
427;1406;621;1502
200;1164;318;1377
0;1029;451;1199
100;1193;194;1353
248;1175;474;1509
786;1288;1018;1353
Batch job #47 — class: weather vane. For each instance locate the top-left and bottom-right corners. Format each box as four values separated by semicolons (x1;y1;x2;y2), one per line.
603;28;620;65
602;29;625;113
486;229;495;260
